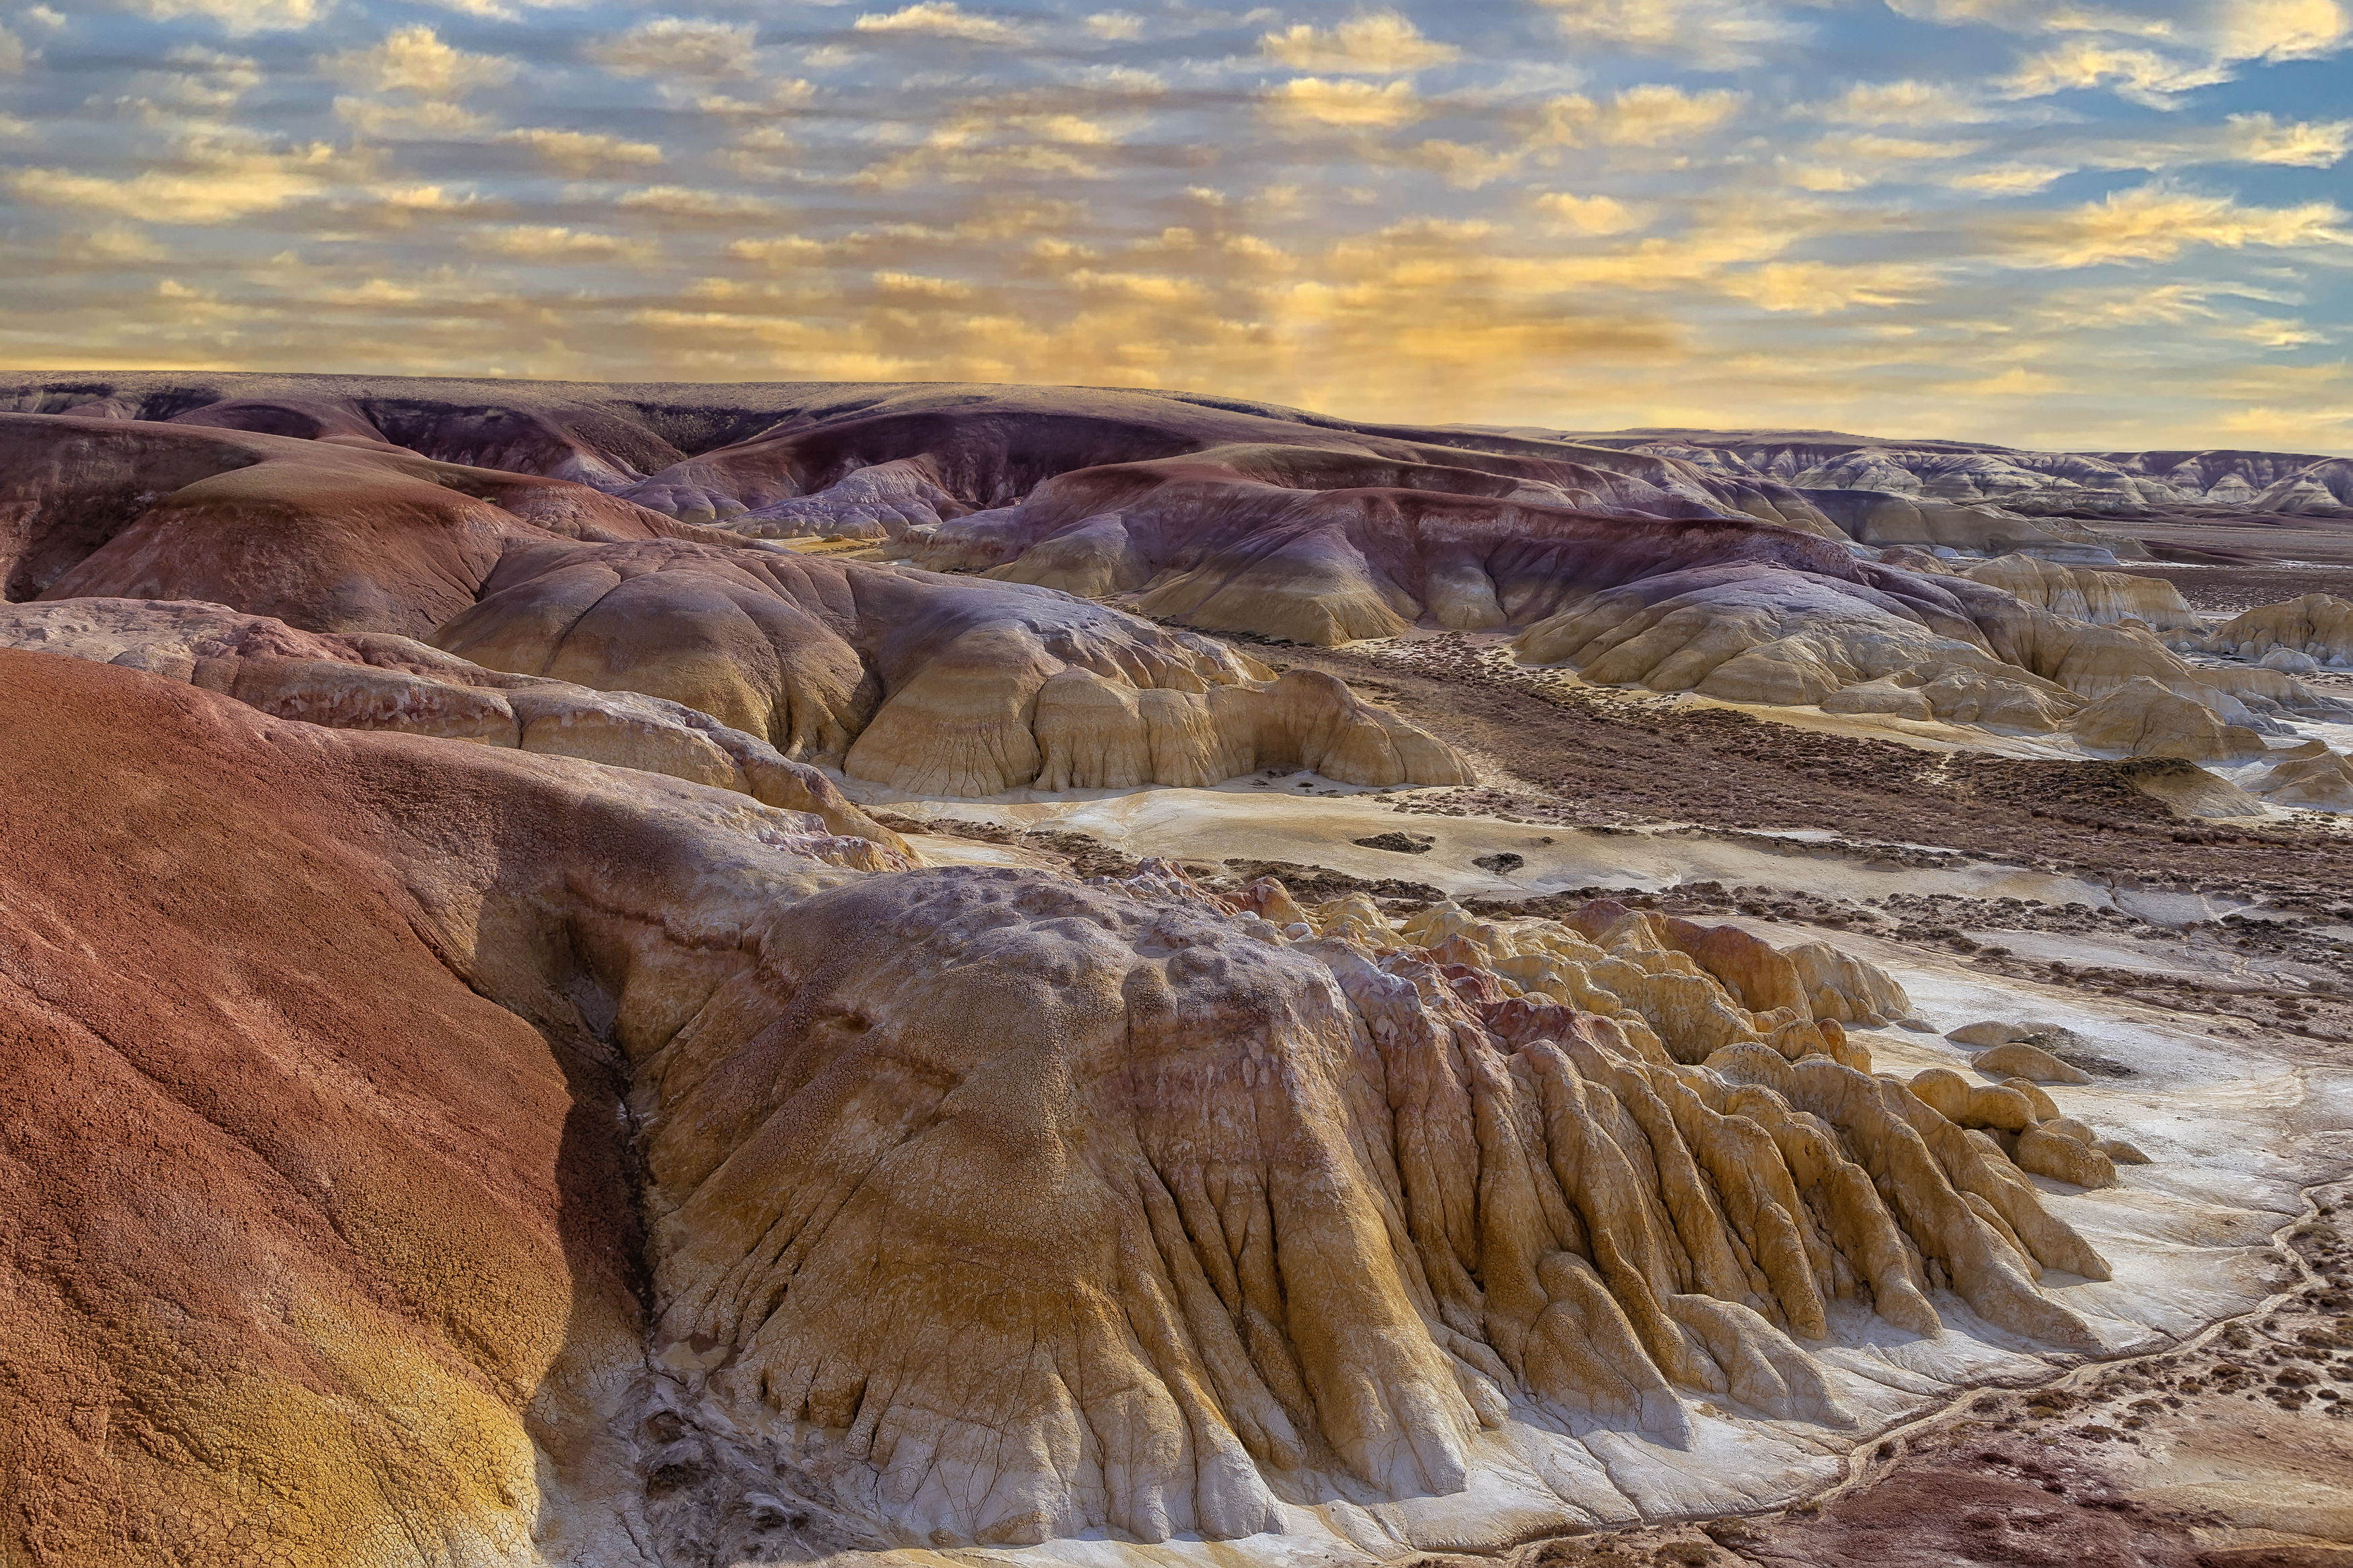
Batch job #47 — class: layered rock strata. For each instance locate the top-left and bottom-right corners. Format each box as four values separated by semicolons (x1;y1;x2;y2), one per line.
430;539;1471;794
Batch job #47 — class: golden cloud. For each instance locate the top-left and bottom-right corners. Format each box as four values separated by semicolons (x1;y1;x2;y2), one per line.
616;185;783;218
2216;399;2353;450
9;143;339;222
588;18;760;79
2005;40;2230;102
467;224;656;261
1531;0;1795;67
1814;79;1994;126
1260;12;1460;74
2219;0;2350;61
872;270;975;299
500;127;665;173
852;3;1029;44
1540;85;1745;147
1263;77;1424;128
1946;161;2070;194
1996;183;2351;266
1719;260;1937;312
2223;111;2352;166
321;26;515;96
1533;192;1652;234
120;0;327;34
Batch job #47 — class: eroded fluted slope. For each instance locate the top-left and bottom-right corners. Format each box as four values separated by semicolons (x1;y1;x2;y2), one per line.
611;869;2122;1551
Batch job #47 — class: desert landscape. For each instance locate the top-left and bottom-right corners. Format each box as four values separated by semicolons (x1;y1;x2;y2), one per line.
2;372;2348;1568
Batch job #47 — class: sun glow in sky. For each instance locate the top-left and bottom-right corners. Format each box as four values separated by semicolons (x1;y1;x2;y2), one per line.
1;0;2348;452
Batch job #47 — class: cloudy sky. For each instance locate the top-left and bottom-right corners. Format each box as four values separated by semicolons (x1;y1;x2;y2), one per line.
1;0;2348;452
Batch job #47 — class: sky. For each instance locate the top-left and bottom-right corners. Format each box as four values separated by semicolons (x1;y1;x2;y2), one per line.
1;0;2348;453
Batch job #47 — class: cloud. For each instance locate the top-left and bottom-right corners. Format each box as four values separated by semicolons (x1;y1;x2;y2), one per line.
1813;79;1994;126
1260;12;1459;73
500;128;665;173
1263;77;1423;128
872;270;974;299
9;143;338;222
2216;400;2353;449
1534;192;1653;233
1086;11;1143;40
1066;270;1207;302
333;97;491;137
1947;161;2072;194
2219;0;2351;60
0;25;25;74
1531;0;1796;69
467;224;653;261
1784;130;1985;190
1541;84;1744;147
119;0;331;33
852;3;1029;43
323;26;514;95
1995;183;2352;266
1401;139;1521;188
615;185;781;217
2223;111;2352;165
1986;0;2350;106
122;45;264;116
1719;260;1938;311
1950;366;2067;395
588;17;760;78
415;0;595;20
2004;40;2232;104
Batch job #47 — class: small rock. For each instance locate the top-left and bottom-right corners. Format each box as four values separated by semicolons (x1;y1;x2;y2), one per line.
1946;1020;2030;1047
1352;832;1432;854
1972;1040;2094;1084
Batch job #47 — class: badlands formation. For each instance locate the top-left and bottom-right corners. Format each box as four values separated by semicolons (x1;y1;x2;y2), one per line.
2;374;2351;1568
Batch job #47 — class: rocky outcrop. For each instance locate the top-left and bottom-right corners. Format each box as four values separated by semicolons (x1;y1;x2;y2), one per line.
2253;749;2353;809
1952;554;2201;634
0;598;911;854
630;874;2111;1549
430;539;1472;795
1507;559;2348;751
2068;677;2272;762
2204;593;2353;667
0;411;717;632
